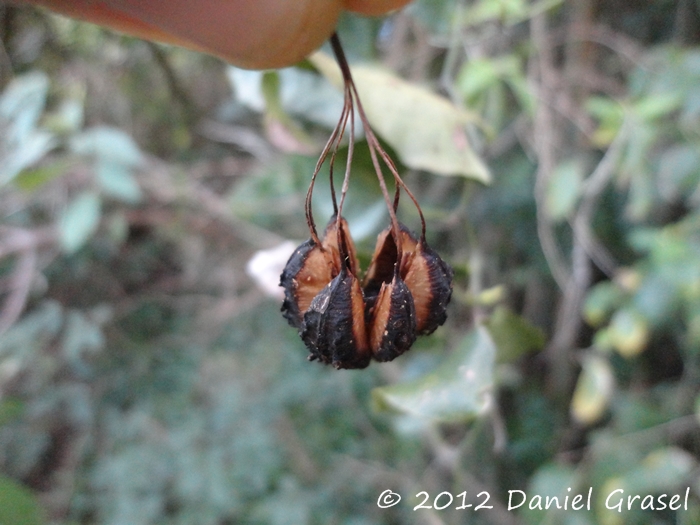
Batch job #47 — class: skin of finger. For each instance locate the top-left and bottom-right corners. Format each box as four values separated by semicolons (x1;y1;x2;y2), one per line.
16;0;340;68
344;0;412;16
20;0;208;52
100;0;346;69
18;0;412;69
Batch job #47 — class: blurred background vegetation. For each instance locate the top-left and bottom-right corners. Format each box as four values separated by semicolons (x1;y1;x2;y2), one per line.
1;0;700;524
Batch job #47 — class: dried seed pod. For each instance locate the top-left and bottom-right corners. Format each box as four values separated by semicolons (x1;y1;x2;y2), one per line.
280;239;335;330
363;224;418;311
301;267;370;369
279;216;356;331
403;240;453;335
281;35;454;370
363;223;453;339
369;274;416;362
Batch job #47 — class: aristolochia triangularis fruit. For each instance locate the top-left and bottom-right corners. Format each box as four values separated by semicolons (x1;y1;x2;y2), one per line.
279;33;453;369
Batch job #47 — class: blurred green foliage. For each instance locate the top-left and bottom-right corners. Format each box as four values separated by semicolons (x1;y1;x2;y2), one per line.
1;1;699;525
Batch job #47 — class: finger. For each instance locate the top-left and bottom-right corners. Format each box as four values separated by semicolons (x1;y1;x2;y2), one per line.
25;0;344;68
344;0;411;17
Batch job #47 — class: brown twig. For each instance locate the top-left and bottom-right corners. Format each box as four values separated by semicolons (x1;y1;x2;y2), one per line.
570;123;627;278
0;248;36;334
0;226;54;335
196;119;273;161
547;23;646;69
0;5;13;89
531;13;570;291
0;226;55;259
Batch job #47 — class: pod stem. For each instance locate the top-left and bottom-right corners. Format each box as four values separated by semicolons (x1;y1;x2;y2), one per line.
329;33;427;247
305;57;354;246
306;34;427;259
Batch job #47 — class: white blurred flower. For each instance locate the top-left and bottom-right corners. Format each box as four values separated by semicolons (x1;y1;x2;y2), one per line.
245;241;298;299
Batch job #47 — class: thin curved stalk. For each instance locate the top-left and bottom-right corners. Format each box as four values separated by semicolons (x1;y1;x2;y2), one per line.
329;33;428;254
305;76;353;245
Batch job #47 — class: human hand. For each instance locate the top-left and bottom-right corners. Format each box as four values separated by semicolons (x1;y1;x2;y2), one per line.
19;0;412;69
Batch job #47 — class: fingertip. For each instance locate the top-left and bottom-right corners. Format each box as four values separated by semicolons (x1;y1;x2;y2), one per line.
343;0;412;17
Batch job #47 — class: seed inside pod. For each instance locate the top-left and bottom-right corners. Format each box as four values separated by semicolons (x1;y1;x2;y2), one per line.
369;274;416;362
301;267;370;369
403;240;453;335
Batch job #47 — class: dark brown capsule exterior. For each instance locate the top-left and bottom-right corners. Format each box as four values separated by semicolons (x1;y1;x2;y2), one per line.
403;240;453;335
279;216;356;331
280;239;335;330
369;275;417;362
301;267;370;369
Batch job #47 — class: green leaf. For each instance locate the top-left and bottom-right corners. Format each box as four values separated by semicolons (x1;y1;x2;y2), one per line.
633;92;682;121
261;71;283;115
309;52;490;182
372;327;496;422
547;160;584;220
570;354;614;425
466;0;528;25
457;59;500;101
96;160;142;204
0;398;24;426
585;96;623;122
0;71;49;142
69;126;142;167
460;0;563;27
0;72;56;186
486;306;545;363
583;282;624;327
608;308;649;357
260;70;315;153
506;74;536;116
12;161;68;192
58;191;101;253
585;96;624;146
457;55;533;115
0;475;46;525
0;131;56;187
